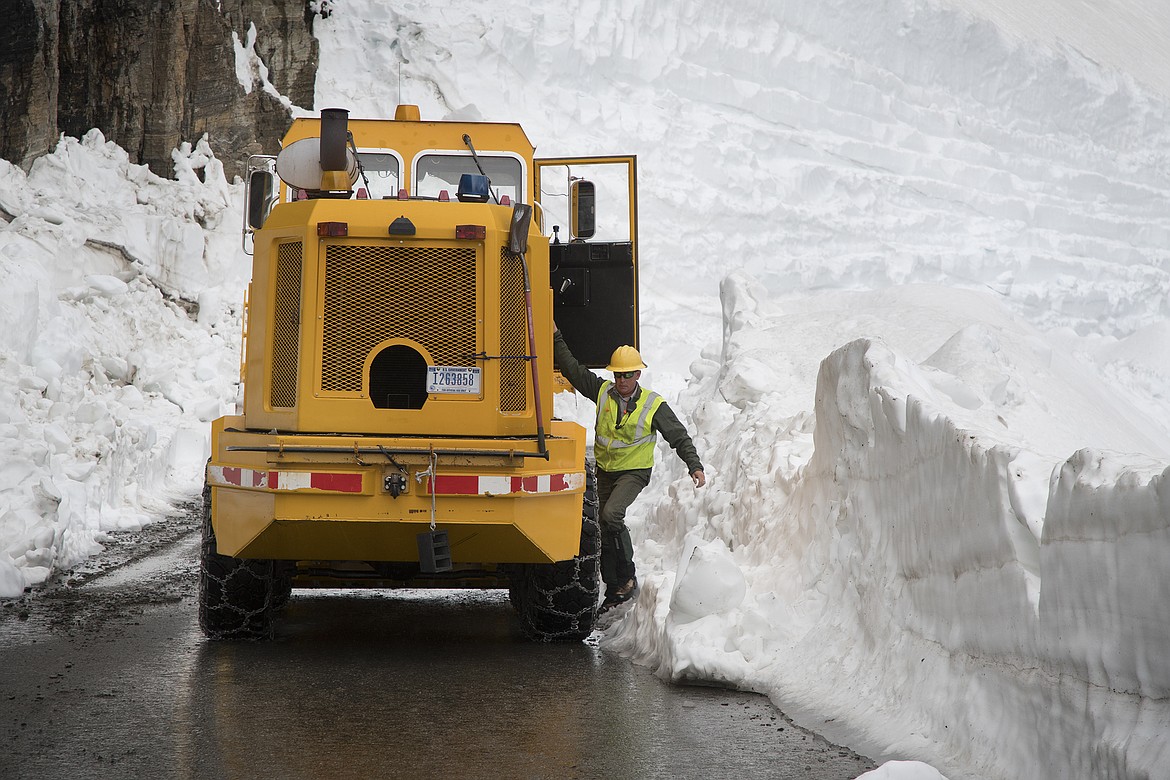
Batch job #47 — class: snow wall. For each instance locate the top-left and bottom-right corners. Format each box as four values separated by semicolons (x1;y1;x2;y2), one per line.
794;340;1170;776
604;277;1170;780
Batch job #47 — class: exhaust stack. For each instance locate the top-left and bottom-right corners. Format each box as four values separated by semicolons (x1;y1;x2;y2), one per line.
319;108;351;191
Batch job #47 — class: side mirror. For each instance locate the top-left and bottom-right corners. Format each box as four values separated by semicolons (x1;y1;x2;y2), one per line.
247;170;277;230
509;203;533;254
570;179;595;239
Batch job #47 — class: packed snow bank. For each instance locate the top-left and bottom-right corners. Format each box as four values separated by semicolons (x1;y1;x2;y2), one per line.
857;762;949;780
602;277;1170;779
0;133;248;596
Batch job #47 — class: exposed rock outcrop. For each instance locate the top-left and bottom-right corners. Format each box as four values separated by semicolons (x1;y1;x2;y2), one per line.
0;0;319;180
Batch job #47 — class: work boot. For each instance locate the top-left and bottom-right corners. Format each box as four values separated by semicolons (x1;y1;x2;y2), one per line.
599;577;638;613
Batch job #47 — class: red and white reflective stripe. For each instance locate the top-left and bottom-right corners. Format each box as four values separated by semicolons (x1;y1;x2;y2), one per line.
209;465;363;493
426;472;585;496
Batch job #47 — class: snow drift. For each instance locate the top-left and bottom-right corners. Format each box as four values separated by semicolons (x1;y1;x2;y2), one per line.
0;132;246;594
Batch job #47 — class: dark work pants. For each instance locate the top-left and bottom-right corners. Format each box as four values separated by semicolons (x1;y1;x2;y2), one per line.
595;467;651;591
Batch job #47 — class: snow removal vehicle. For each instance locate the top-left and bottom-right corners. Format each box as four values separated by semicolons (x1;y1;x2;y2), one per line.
199;106;640;640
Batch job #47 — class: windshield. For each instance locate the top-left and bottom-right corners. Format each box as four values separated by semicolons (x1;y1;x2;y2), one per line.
415;153;523;203
354;151;401;199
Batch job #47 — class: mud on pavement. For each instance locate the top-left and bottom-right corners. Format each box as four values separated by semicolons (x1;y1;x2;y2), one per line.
0;501;201;640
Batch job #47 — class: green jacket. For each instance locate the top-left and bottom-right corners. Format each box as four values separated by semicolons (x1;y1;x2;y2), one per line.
553;330;703;475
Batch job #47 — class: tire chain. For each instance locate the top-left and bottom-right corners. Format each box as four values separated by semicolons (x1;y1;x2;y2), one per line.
198;461;603;642
197;482;280;640
519;460;603;642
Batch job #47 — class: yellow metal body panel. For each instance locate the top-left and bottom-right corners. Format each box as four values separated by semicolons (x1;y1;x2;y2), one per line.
212;111;599;571
243;198;553;436
209;417;587;564
214;491;584;564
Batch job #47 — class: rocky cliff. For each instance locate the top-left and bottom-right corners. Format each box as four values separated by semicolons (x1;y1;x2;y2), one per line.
1;0;319;180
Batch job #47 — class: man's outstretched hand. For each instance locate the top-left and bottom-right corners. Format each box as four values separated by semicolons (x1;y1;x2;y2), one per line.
691;470;706;488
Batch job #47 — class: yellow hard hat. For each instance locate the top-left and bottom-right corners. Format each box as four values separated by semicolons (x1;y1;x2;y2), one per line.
606;345;646;372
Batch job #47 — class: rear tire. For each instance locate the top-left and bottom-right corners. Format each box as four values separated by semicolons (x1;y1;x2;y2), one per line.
506;572;525;614
197;482;278;640
271;564;294;610
516;460;601;642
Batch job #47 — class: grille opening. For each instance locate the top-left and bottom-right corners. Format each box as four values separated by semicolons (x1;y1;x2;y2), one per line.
370;345;428;410
322;245;477;393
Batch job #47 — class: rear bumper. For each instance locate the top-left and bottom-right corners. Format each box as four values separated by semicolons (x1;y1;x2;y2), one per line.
207;416;587;564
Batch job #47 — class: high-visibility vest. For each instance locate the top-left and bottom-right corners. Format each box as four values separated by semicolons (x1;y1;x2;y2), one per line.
594;382;665;471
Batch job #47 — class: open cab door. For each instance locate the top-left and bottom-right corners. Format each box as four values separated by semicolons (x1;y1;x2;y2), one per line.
535;156;638;368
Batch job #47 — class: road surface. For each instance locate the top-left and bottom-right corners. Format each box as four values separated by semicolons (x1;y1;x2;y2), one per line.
0;507;876;780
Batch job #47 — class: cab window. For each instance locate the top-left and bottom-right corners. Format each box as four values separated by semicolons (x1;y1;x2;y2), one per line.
414;153;523;203
354;151;401;199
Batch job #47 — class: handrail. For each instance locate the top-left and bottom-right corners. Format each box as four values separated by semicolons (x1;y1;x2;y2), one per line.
225;445;549;459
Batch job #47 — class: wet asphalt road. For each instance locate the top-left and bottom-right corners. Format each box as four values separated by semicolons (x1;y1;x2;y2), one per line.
0;509;875;780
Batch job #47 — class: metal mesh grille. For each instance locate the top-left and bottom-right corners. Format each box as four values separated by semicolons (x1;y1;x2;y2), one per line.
270;241;303;408
321;244;478;393
499;248;529;413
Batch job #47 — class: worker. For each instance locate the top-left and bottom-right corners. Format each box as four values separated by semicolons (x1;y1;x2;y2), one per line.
553;326;706;612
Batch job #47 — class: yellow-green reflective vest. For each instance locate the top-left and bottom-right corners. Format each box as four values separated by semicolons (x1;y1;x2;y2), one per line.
594;382;665;471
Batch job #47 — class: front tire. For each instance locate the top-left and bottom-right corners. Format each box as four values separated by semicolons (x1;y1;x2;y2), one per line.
197;482;278;640
516;460;601;642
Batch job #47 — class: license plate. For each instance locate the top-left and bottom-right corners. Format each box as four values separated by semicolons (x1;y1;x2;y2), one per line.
426;366;481;395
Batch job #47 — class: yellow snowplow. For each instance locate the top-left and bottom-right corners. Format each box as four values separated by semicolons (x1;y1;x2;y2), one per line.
199;106;639;640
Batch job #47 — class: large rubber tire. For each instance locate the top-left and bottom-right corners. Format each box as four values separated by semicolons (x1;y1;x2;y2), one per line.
506;572;525;614
271;564;294;611
197;482;278;640
515;460;601;642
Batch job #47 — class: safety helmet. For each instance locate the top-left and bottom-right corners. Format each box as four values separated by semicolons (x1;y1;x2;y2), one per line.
606;345;646;373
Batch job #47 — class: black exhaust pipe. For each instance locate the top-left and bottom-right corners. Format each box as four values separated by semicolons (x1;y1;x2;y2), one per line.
320;108;349;172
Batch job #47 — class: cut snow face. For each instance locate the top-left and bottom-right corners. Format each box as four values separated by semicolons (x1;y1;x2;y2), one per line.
606;279;1170;778
2;0;1169;779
